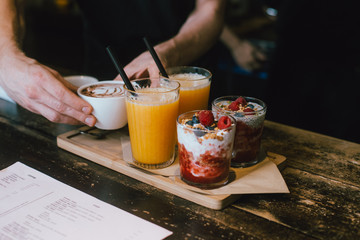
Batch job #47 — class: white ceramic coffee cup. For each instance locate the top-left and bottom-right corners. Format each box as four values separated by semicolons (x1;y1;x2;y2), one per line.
77;81;127;130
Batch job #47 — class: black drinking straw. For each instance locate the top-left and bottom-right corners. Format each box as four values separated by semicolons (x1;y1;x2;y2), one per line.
106;46;135;92
143;37;169;78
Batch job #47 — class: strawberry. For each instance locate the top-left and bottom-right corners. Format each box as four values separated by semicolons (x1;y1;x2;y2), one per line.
217;116;232;129
235;96;247;106
198;110;214;126
228;101;240;111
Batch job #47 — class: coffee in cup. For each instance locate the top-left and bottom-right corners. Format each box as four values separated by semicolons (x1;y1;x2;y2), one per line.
78;81;127;130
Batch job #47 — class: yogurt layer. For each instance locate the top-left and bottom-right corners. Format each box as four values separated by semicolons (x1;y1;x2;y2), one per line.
177;124;234;163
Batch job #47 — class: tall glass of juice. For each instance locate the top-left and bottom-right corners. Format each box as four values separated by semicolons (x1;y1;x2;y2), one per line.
125;78;180;169
161;66;212;114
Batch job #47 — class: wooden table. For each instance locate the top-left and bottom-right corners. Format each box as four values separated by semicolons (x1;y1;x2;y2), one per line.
1;98;359;239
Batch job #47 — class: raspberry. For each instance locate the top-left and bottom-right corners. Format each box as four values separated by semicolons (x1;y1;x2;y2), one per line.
228;101;240;111
198;110;214;126
217;116;232;129
244;107;255;115
235;96;247;106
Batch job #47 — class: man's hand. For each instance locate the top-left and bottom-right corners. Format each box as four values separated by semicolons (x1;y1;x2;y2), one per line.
0;50;96;126
232;39;267;72
115;51;162;80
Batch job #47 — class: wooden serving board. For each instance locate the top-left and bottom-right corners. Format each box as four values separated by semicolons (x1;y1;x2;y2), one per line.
57;126;286;210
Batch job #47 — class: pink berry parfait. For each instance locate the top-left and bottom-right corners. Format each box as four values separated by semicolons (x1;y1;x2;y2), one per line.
177;110;236;189
212;96;267;168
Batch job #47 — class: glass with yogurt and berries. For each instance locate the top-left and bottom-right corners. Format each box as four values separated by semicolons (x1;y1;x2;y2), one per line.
177;110;236;189
161;66;212;114
212;96;267;168
125;78;180;169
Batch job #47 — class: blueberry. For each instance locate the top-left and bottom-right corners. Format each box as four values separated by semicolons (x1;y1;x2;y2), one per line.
247;104;254;109
186;120;194;126
205;125;215;130
192;115;199;123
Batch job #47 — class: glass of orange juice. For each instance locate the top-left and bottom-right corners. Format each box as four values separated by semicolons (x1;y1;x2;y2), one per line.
161;66;212;114
124;78;180;169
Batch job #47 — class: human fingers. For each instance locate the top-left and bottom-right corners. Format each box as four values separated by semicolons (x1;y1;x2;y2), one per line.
133;69;149;79
114;68;148;81
114;74;122;81
14;84;90;125
19;81;96;126
26;100;86;125
123;51;157;80
27;65;96;125
148;65;161;79
124;63;149;80
252;49;267;62
38;91;95;125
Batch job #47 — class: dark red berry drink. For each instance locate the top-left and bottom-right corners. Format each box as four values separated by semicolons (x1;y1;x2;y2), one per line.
177;110;236;189
212;96;267;168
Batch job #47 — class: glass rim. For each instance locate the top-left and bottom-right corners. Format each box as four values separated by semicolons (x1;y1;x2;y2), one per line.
161;66;212;81
124;77;180;94
212;95;267;113
177;110;236;133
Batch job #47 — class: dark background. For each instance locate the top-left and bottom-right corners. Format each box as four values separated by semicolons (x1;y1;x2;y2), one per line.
21;0;276;102
22;0;85;73
25;1;360;143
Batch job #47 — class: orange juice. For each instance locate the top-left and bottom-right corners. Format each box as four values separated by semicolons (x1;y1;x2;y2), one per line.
178;80;211;114
165;67;212;114
125;79;180;168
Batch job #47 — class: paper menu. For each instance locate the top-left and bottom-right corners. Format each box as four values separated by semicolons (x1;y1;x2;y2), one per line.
0;162;172;240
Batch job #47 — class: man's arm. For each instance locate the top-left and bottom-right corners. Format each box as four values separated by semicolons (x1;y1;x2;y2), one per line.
123;0;226;79
0;0;95;126
161;0;226;66
0;0;23;50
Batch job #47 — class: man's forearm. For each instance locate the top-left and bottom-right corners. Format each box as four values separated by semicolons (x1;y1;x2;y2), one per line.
155;0;226;67
220;25;243;51
0;0;24;53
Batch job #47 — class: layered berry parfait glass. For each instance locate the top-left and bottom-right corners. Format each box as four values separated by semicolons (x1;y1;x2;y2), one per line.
212;96;267;168
177;110;236;189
